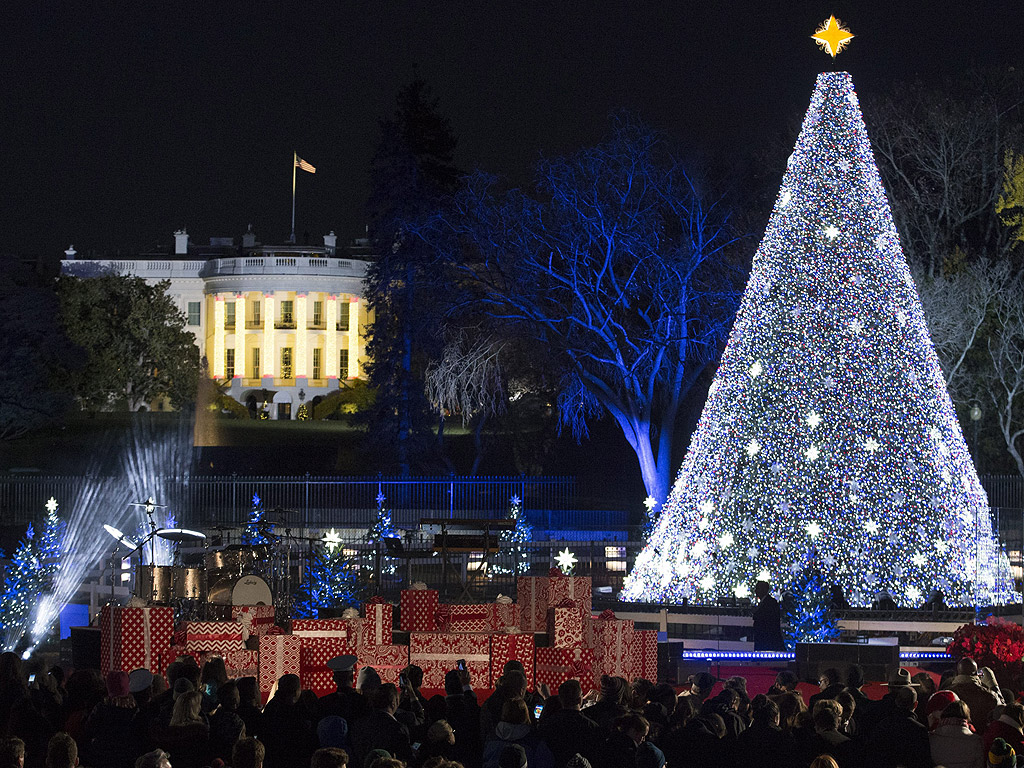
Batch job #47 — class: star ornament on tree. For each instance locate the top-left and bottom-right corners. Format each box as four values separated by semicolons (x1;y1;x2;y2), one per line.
555;548;578;573
44;497;58;514
322;529;342;553
811;15;854;58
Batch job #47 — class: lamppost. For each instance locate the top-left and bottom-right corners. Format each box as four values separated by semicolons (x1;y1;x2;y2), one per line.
969;403;983;472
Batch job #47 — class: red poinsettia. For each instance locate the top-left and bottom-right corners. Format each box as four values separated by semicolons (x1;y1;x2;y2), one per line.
948;620;1024;683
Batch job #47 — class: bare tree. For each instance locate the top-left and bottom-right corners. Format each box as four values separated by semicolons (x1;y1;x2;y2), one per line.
987;280;1024;477
419;117;743;506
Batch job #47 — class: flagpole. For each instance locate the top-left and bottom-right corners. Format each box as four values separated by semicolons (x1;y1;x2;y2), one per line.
290;151;298;244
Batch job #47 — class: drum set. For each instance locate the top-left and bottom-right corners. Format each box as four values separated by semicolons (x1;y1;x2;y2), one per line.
104;510;298;621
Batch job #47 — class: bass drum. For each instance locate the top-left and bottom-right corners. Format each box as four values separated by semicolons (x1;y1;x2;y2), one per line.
208;574;273;606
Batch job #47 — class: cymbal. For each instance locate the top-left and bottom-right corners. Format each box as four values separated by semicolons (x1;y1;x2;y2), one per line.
156;528;207;543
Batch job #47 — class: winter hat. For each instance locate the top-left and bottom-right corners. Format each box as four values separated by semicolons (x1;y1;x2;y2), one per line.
600;674;628;702
128;668;154;694
989;738;1016;767
106;670;130;699
926;690;960;728
565;756;592;768
317;715;349;748
498;744;527;768
636;742;667;768
357;666;381;693
362;750;390;768
884;668;919;687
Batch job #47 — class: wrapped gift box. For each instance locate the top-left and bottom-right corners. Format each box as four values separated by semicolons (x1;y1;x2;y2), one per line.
232;605;276;638
535;646;595;693
490;633;536;687
176;621;245;653
547;603;585;648
100;605;174;677
517;577;550;632
160;645;199;676
409;632;491;689
221;649;260;678
585;611;635;683
259;634;301;704
356;644;409;686
361;598;393;646
492;602;520;632
291;618;357;643
548;574;592;616
400;588;439;632
436;604;492;634
629;630;658;683
300;637;353;697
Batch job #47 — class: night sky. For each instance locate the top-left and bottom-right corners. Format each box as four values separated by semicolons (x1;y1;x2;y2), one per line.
3;1;1019;258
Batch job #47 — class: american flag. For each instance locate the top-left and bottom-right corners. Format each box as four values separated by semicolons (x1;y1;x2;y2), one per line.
295;157;316;173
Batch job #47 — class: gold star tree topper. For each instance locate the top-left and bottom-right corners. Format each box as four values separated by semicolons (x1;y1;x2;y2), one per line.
812;15;854;58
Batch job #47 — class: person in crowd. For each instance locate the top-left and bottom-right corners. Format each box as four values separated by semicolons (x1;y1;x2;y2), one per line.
261;675;314;768
869;685;930;768
0;738;26;768
803;700;854;768
480;670;529;742
159;690;209;768
482;699;553;768
416;720;457;767
681;672;717;707
723;677;750;720
310;748;349;768
700;689;745;740
62;670;107;744
865;667;920;733
84;670;140;768
44;734;78;768
980;669;1007;708
771;692;807;733
808;756;839;768
768;671;801;698
236;677;264;741
930;699;983;768
914;673;939;724
753;581;786;650
208;680;246;763
952;659;1000;729
402;667;428;712
834;691;857;736
317;717;350;754
926;691;961;730
984;702;1024;756
200;658;229;712
232;738;265;768
538;680;599;768
349;685;413;766
584;676;631;731
395;676;425;735
736;694;796;768
809;668;844;709
988;737;1016;768
0;655;31;733
134;749;171;768
634;741;666;768
442;670;480;768
844;665;872;727
27;661;62;729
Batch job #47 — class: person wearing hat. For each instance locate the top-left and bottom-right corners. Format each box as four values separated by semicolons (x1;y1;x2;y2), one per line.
318;656;369;727
989;737;1017;768
262;675;315;768
929;698;982;768
868;684;931;768
984;702;1024;758
83;671;140;768
925;690;961;730
952;658;1000;729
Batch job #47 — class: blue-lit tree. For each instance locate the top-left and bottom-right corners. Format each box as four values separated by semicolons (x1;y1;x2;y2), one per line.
783;565;840;649
1;524;41;651
294;539;361;619
494;495;533;575
364;492;397;576
623;72;1013;608
242;493;270;545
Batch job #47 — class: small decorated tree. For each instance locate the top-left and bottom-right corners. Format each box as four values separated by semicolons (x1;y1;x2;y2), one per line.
242;493;271;545
1;524;41;651
496;495;533;575
783;564;840;649
293;535;362;619
38;497;66;586
364;492;397;576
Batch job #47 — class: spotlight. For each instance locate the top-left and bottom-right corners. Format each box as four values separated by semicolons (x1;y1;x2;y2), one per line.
103;524;139;550
21;647;33;660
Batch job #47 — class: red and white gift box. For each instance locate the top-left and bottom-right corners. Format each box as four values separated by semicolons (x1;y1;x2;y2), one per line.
629;630;658;682
490;632;536;687
175;621;245;653
259;634;301;704
548;573;592;616
535;646;595;693
291;618;357;643
517;576;550;632
409;632;491;689
436;604;492;634
547;601;586;648
221;649;260;678
357;644;409;686
492;601;520;632
400;588;439;632
101;605;174;677
300;637;352;697
584;610;635;682
361;597;394;646
232;605;276;638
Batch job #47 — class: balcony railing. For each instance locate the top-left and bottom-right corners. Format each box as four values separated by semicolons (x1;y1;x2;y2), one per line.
275;320;297;330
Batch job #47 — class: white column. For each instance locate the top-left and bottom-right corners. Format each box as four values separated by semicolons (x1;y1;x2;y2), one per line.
234;293;245;380
295;293;307;378
212;295;225;378
262;293;274;380
347;297;360;378
326;294;339;380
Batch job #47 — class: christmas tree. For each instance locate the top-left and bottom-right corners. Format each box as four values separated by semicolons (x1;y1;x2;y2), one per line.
1;524;41;651
364;492;397;576
38;497;66;586
783;565;840;649
623;71;1013;608
242;493;270;545
294;534;361;619
495;495;533;575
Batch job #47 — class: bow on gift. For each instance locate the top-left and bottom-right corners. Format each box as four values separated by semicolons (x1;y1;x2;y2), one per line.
568;657;592;677
549;568;564;578
267;625;284;636
555;598;578;609
341;607;359;619
598;609;617;621
496;594;513;605
434;605;453;624
411;581;429;591
367;595;387;605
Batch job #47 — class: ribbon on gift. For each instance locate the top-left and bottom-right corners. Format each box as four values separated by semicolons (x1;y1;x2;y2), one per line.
341;607;359;619
549;567;563;577
598;609;616;621
408;652;490;664
367;595;386;605
411;582;428;590
435;605;452;624
496;594;513;604
555;598;579;609
267;625;284;635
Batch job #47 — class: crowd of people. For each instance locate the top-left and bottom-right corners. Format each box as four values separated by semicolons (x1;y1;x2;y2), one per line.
0;649;1022;768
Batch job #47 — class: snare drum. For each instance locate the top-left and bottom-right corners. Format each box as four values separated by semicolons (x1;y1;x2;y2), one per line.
135;565;177;604
173;567;207;600
205;544;270;578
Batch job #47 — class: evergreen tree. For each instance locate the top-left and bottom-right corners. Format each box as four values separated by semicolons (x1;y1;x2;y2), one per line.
623;72;1013;608
783;565;840;649
363;79;461;473
38;497;65;586
1;524;41;651
496;495;533;575
364;493;397;576
293;536;361;619
242;493;270;545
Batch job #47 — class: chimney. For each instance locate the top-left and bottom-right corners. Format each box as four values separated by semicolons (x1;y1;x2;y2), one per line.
64;245;77;259
323;231;337;255
242;224;256;249
174;229;189;255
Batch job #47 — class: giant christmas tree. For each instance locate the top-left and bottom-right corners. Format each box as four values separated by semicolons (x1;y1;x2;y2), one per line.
623;70;1013;608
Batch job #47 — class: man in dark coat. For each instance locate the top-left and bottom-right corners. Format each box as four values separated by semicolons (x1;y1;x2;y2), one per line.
539;680;601;768
868;685;931;768
753;581;786;651
260;675;315;768
809;668;845;709
317;656;369;726
348;684;413;766
443;669;481;768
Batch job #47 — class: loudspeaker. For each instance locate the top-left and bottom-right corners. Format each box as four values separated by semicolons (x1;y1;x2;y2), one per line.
795;642;899;683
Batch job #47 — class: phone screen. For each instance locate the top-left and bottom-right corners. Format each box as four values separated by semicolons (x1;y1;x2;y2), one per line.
457;659;466;671
28;674;36;683
533;703;544;719
412;743;421;752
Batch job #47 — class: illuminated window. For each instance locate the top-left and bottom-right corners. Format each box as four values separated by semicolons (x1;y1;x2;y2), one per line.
312;348;322;380
251;300;261;325
225;349;235;379
187;301;201;326
251;348;261;380
281;347;293;379
313;301;323;327
606;546;627;572
337;305;350;332
339;349;349;377
467;552;486;571
225;302;235;329
281;300;294;326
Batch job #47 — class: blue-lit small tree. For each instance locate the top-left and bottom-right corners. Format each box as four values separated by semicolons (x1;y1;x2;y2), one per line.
364;492;397;576
495;495;533;575
38;497;66;586
242;493;270;545
294;539;361;619
783;565;840;649
1;524;41;651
